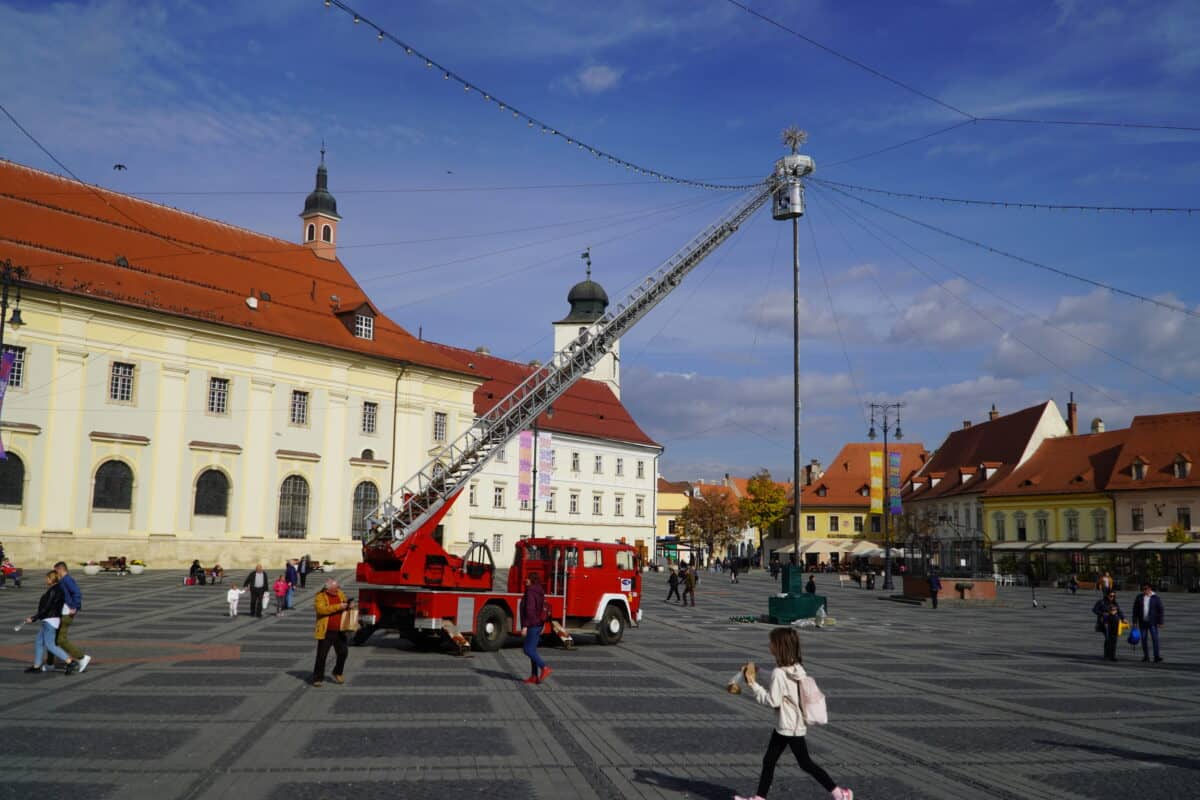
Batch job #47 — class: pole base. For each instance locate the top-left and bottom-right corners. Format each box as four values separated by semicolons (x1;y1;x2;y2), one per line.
882;579;894;591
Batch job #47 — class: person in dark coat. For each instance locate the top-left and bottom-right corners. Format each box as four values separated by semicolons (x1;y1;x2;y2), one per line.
243;564;269;618
666;569;681;603
1130;582;1165;663
298;555;311;588
1092;590;1124;662
519;574;550;684
805;574;816;594
189;560;206;586
928;571;942;609
682;565;697;607
285;560;299;610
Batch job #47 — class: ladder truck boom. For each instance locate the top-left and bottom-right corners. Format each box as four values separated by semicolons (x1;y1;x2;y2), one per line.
365;182;776;546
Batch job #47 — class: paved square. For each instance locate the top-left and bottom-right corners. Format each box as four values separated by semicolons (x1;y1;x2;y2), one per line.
1;569;1197;799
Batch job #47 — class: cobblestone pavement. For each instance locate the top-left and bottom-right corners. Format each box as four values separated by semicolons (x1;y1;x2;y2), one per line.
0;569;1197;799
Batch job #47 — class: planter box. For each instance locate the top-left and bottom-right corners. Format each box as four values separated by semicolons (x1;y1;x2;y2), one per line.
129;565;145;575
902;575;997;601
82;565;101;576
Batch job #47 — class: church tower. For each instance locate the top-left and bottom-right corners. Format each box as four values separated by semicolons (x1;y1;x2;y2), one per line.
553;250;620;397
300;146;340;260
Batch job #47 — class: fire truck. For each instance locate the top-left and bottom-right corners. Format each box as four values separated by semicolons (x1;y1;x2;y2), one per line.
353;150;814;653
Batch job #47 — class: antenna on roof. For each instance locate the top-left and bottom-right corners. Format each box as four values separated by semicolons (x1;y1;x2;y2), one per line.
320;139;326;164
580;247;592;280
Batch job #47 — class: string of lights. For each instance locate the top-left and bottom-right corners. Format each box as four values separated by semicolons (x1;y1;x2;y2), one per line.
816;187;1200;401
812;185;1120;404
723;2;1200;135
821;120;977;169
811;177;1200;215
817;183;1200;321
323;0;762;192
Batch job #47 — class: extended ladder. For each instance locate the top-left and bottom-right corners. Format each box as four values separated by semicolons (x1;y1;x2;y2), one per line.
366;178;780;549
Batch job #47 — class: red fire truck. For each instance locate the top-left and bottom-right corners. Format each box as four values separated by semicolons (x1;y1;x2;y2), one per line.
351;158;803;654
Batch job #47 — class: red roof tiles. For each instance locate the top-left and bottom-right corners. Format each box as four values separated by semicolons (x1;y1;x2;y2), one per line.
0;159;470;376
802;442;928;508
1106;412;1200;491
424;342;659;448
986;430;1128;496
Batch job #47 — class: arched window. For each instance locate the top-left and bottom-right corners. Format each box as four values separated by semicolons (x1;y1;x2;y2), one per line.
322;224;332;243
194;469;230;516
351;481;379;540
0;453;25;506
277;475;310;539
306;223;315;242
360;448;374;461
93;460;133;511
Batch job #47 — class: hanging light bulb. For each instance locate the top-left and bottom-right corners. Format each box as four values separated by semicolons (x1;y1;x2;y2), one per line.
464;85;471;92
425;60;433;68
443;72;450;80
405;47;413;55
528;120;534;127
483;94;490;101
377;31;384;41
498;103;505;111
353;14;360;23
324;0;331;6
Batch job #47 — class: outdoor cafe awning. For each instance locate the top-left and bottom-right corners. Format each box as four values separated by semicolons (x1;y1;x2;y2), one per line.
991;542;1038;551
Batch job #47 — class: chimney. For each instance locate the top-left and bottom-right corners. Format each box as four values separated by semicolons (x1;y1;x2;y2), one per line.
1091;417;1105;434
988;404;999;422
962;420;972;429
804;458;823;485
1067;391;1078;435
474;346;490;355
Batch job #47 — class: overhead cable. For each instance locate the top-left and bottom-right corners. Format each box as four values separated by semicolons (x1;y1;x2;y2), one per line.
812;178;1200;215
818;183;1200;321
324;1;762;191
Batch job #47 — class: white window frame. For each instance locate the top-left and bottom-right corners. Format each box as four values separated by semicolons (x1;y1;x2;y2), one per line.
4;346;25;389
492;533;503;554
207;376;230;416
594;455;603;474
615;458;624;477
546;491;557;513
109;361;135;404
614;494;624;517
354;314;374;341
433;411;448;442
289;390;309;426
571;452;580;472
635;495;645;518
636;460;645;479
493;485;505;509
592;493;603;515
361;401;378;434
569;492;580;515
468;483;478;507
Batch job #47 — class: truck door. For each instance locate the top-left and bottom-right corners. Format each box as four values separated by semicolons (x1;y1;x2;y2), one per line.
570;546;605;616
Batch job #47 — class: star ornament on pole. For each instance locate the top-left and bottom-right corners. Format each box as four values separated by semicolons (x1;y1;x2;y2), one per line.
781;126;808;154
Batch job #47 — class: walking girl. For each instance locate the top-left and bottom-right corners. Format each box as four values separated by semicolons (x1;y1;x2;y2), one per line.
519;573;552;685
735;627;852;800
23;571;78;675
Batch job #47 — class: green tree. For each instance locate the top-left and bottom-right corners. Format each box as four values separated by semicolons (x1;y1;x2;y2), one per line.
679;485;745;563
1165;523;1191;543
739;469;789;557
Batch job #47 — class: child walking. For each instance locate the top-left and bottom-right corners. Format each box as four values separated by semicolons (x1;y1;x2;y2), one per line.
226;585;244;617
272;575;290;617
735;627;852;800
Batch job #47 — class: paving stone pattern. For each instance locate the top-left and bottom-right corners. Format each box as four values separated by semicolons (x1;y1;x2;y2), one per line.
0;569;1198;798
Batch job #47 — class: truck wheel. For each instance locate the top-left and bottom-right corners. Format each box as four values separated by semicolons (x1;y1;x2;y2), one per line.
473;605;509;652
351;625;377;646
597;604;626;645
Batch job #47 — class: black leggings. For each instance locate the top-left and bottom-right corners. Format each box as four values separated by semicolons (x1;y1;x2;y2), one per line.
757;730;836;797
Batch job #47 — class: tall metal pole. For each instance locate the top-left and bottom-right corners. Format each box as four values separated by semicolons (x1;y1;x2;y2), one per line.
529;420;538;539
791;215;801;563
882;421;892;591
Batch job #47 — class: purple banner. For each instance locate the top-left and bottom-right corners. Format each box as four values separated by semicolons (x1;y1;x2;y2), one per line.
887;451;902;515
0;350;13;460
517;431;534;502
537;432;553;501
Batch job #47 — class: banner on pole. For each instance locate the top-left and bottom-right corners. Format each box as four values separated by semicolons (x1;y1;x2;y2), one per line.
888;451;903;515
517;430;534;502
869;451;883;514
537;432;553;501
0;350;13;460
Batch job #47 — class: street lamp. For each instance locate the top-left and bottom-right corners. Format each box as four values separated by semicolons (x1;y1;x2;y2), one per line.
0;260;28;356
529;406;554;539
868;401;904;591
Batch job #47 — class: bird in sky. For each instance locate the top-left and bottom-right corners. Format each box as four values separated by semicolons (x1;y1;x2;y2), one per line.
112;163;127;171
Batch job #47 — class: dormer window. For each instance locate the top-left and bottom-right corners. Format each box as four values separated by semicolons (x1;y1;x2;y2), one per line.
816;486;827;497
1175;456;1192;479
1132;460;1147;481
354;314;374;341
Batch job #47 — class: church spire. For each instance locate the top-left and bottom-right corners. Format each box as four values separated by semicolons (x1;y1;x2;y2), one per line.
300;146;340;260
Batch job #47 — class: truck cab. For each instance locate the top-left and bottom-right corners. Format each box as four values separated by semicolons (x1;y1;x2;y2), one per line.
509;537;642;644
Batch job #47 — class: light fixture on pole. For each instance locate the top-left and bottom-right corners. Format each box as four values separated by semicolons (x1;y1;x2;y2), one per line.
868;401;905;591
772;127;815;567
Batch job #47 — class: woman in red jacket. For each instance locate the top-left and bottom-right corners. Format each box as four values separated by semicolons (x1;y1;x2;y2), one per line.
519;574;551;685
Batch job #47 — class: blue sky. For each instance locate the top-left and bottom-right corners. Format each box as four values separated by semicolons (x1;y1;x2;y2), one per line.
2;0;1198;481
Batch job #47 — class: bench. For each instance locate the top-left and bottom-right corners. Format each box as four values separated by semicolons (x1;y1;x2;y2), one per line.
98;556;128;572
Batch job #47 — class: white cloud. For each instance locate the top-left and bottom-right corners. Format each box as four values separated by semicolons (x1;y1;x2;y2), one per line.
889;279;1013;348
555;63;625;95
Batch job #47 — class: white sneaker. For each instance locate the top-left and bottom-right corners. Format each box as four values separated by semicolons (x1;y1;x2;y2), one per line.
77;655;92;673
832;788;854;800
734;795;765;800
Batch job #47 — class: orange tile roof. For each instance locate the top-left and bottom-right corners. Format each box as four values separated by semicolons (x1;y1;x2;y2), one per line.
424;342;659;448
985;429;1129;496
1107;411;1200;491
905;402;1052;501
658;478;692;494
802;442;928;508
0;159;471;376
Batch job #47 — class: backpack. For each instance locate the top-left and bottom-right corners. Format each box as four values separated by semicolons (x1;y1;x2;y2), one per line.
785;672;828;726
